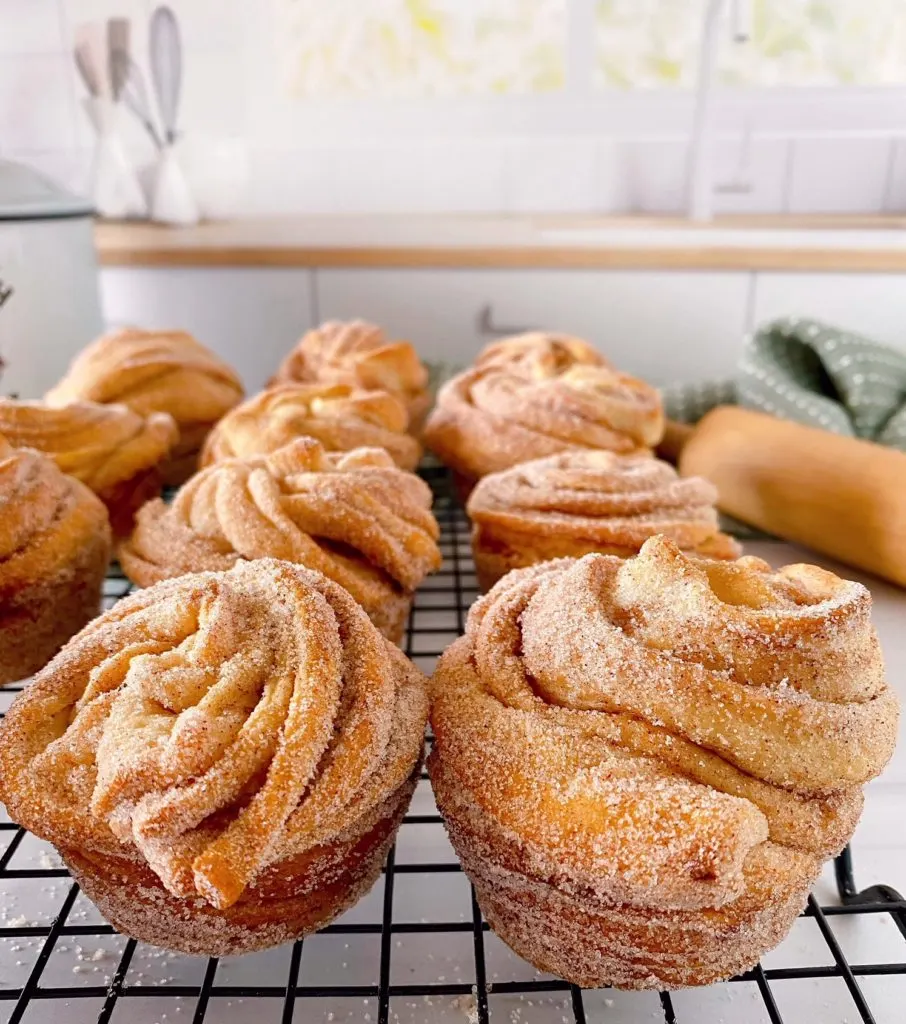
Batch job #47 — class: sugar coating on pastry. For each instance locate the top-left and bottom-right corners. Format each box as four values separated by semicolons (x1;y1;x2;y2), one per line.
424;355;665;481
467;450;741;586
119;437;441;640
45;327;244;424
200;382;422;470
271;319;429;429
0;436;111;684
0;558;428;915
475;331;606;373
429;538;899;988
0;398;177;494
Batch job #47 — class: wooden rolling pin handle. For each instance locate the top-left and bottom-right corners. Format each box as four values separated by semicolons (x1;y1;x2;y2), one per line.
679;406;906;588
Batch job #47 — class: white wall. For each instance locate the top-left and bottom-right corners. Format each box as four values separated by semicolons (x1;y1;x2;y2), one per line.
2;0;906;215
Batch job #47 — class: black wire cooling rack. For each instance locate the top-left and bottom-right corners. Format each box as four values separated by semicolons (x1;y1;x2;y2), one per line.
1;467;905;1024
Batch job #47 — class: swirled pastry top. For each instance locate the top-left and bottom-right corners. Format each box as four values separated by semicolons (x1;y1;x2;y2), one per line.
467;451;741;560
200;383;421;471
424;360;665;478
271;320;428;415
45;328;244;426
430;539;898;911
0;436;111;585
0;399;178;494
121;438;441;601
0;558;428;909
476;332;605;375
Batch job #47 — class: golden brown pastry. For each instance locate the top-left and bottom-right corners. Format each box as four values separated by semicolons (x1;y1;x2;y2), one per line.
200;382;421;471
467;451;741;590
120;438;441;643
429;538;899;989
271;320;430;434
423;359;664;499
0;558;428;955
475;331;606;373
45;328;244;486
0;399;178;535
0;438;111;686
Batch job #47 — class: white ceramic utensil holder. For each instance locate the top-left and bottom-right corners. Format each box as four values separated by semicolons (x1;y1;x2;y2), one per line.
83;97;147;220
151;144;199;226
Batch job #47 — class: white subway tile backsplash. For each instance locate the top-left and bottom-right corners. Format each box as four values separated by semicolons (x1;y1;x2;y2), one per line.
625;137;686;213
713;135;791;215
0;0;63;54
788;135;892;214
179;49;248;136
884;136;906;213
0;53;75;151
504;138;600;213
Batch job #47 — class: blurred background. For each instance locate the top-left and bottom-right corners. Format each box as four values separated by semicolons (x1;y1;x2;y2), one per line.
4;0;906;216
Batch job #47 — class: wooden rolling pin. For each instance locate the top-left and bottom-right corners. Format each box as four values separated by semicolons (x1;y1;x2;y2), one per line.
679;406;906;587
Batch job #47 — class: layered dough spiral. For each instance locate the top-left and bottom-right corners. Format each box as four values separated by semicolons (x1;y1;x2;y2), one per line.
424;354;664;486
0;438;111;685
429;538;899;989
0;559;428;954
0;399;178;534
45;328;244;484
475;331;606;374
200;383;421;471
467;451;741;589
271;320;430;433
120;438;441;642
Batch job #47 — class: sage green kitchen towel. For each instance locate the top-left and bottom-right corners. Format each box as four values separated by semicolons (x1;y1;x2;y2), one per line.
662;316;906;451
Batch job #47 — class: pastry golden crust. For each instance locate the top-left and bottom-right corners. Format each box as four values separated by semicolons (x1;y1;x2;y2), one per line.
0;399;178;535
0;558;428;955
429;539;899;989
475;331;606;373
271;320;430;434
45;328;244;486
423;360;664;486
0;438;111;685
200;382;421;471
467;451;741;590
120;438;442;643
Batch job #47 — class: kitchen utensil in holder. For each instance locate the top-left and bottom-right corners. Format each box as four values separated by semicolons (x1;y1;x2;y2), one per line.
83;97;147;220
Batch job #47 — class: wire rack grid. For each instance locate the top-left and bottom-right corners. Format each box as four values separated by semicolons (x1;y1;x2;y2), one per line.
1;468;905;1024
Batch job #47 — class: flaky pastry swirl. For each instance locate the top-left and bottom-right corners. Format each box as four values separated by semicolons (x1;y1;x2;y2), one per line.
0;559;428;910
120;439;441;640
432;538;898;904
0;436;111;590
424;360;664;480
475;331;606;375
467;451;741;568
46;328;244;425
200;383;421;470
0;399;177;495
271;320;430;430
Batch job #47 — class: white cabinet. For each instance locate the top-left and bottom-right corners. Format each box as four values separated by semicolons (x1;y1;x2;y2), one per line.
315;269;752;384
100;267;314;392
752;273;906;350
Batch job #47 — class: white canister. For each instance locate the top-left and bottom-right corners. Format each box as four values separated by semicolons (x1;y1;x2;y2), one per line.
0;161;103;398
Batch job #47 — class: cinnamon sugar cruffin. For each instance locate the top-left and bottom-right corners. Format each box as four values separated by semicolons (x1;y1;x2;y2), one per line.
200;382;422;471
45;327;244;485
271;319;430;434
428;537;899;989
467;450;741;590
0;558;428;955
0;398;178;533
423;347;665;484
119;438;441;642
0;437;111;685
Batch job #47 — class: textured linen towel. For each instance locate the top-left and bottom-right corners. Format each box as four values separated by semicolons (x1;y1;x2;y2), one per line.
663;316;906;451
